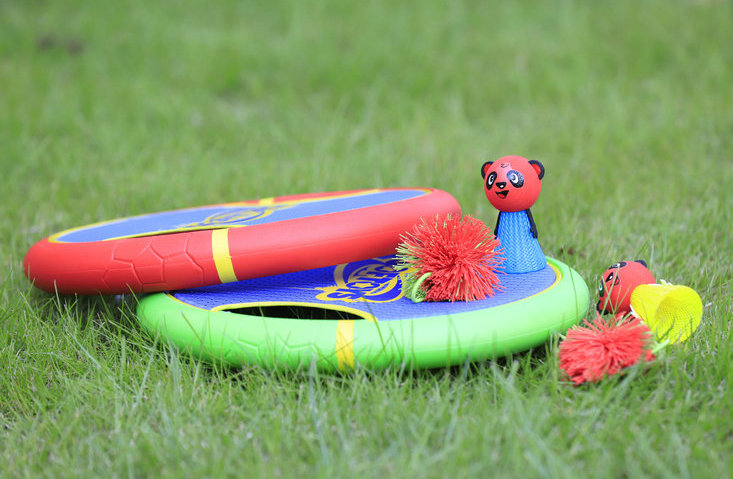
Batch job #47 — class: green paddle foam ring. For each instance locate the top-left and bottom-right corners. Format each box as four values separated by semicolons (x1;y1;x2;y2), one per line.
136;257;589;371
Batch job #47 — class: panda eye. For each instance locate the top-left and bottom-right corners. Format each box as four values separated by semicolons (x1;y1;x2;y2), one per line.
507;170;524;187
486;172;497;189
605;272;614;282
598;280;605;295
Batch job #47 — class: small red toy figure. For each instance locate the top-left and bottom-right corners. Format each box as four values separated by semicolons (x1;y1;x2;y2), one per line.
481;155;546;273
596;260;655;315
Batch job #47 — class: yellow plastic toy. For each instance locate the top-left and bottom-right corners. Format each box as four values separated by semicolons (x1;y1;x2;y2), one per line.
630;281;703;343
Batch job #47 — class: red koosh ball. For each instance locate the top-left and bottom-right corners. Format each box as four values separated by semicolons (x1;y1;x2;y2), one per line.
597;260;655;315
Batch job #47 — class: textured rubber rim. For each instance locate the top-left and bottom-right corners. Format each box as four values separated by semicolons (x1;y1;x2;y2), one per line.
24;188;459;294
136;257;589;371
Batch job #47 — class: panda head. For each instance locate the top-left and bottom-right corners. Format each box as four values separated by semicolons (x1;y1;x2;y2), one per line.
481;156;544;212
596;260;655;315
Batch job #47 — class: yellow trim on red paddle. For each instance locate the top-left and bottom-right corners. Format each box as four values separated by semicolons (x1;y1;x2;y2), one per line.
211;229;238;284
48;188;431;243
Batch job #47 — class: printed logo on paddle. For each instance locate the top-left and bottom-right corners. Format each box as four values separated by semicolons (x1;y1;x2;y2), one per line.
180;204;292;228
315;257;405;303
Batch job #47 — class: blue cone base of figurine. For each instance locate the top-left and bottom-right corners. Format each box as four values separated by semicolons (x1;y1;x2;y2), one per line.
496;211;547;274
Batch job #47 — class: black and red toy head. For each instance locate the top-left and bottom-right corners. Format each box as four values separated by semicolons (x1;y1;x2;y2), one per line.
596;260;655;315
481;156;545;212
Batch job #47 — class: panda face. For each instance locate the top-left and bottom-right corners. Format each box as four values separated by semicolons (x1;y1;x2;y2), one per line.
481;156;544;212
596;260;655;315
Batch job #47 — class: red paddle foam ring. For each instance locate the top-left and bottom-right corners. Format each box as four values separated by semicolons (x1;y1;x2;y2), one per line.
24;188;461;295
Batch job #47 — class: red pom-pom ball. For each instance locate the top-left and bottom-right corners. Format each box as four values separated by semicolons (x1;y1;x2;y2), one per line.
397;214;504;302
559;316;656;385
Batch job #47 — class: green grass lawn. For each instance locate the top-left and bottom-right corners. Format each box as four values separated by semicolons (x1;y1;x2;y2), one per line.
1;0;731;477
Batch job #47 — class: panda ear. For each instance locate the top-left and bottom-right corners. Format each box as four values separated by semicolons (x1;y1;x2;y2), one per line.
635;259;648;267
529;160;545;180
481;161;493;179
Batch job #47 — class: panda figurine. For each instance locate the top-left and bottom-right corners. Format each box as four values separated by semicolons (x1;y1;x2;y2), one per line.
481;155;547;274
